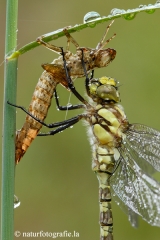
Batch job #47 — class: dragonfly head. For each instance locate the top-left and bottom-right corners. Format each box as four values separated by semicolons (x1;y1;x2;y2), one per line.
88;76;120;103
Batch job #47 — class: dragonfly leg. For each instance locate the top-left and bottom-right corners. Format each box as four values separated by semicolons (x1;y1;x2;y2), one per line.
7;101;48;123
7;100;85;131
38;114;84;136
38;123;73;136
85;71;94;97
36;37;62;53
54;89;85;111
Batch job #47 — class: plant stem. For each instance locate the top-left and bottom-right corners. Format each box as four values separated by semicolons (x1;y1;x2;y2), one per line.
8;3;160;59
1;0;18;240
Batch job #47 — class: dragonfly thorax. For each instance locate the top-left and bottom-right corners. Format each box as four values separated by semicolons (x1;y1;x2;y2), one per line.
86;76;129;173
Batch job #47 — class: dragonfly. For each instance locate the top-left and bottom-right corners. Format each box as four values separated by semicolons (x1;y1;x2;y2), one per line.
11;50;160;239
8;21;116;164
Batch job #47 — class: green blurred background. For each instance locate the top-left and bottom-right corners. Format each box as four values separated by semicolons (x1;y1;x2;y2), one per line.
1;0;160;239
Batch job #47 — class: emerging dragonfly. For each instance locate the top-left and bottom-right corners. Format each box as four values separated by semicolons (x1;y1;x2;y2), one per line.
10;21;116;164
11;50;160;239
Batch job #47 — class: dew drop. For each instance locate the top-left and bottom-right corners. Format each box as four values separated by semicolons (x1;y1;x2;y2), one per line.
106;14;113;20
101;15;107;19
73;24;79;28
139;5;144;8
14;195;20;209
70;125;73;129
145;5;156;14
141;5;147;8
67;103;72;108
123;12;136;20
110;8;126;15
83;11;101;26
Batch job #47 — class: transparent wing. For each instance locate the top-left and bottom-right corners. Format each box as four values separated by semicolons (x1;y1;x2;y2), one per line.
128;208;139;228
126;123;160;173
110;147;160;226
111;184;139;228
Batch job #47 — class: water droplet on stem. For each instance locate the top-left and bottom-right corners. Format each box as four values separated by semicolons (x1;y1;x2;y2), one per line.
83;12;101;27
110;8;126;15
14;195;20;208
123;12;136;20
83;11;101;23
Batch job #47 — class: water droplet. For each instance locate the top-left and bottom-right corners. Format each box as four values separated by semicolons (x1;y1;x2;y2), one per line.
101;15;107;19
106;14;113;20
67;103;72;108
73;24;79;28
83;12;101;26
145;5;156;14
123;12;136;20
70;125;73;128
43;28;62;39
14;195;20;208
110;8;126;15
142;5;148;9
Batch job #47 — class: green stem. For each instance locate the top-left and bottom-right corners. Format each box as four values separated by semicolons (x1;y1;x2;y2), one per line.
8;2;160;59
1;0;18;240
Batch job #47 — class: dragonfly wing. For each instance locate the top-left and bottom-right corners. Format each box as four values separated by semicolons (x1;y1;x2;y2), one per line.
128;208;139;228
111;182;139;228
111;148;139;227
126;123;160;173
110;148;160;226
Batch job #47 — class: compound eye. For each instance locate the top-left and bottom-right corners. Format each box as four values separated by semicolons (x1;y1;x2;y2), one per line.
96;85;120;102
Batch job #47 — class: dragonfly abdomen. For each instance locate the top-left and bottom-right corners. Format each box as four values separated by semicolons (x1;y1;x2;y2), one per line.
97;171;113;240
